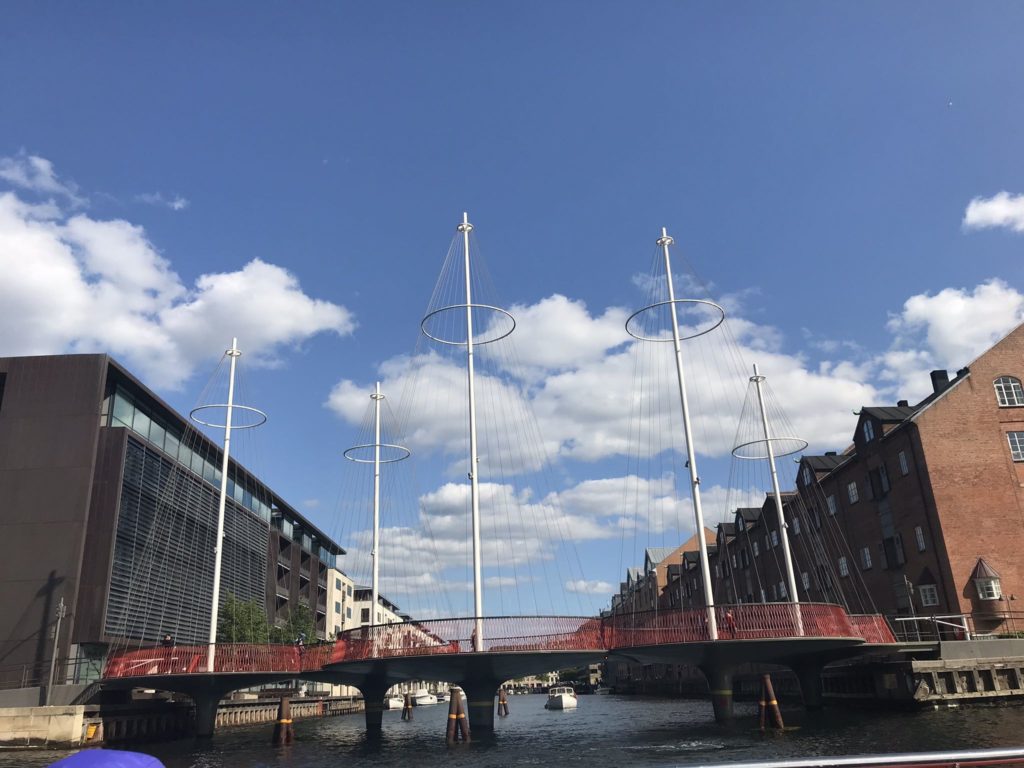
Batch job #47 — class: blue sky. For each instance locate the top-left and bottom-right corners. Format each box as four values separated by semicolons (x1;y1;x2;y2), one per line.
2;2;1023;618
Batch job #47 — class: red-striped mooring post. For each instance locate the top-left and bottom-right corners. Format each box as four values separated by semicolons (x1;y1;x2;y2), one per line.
762;674;785;731
402;692;413;721
497;686;510;717
272;696;294;745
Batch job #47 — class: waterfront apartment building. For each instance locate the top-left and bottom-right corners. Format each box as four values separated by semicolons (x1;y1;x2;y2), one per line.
616;322;1024;638
0;354;345;683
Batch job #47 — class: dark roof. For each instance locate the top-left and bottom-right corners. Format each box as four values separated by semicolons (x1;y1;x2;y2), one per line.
718;522;737;536
805;454;848;472
644;547;676;568
862;406;917;423
736;507;761;523
971;558;1000;580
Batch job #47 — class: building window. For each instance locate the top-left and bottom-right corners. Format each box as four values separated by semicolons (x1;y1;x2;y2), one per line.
335;577;341;590
860;547;872;570
995;376;1024;407
801;572;811;590
731;554;738;568
919;584;939;608
915;526;926;552
347;585;353;596
360;608;370;624
976;578;1002;601
770;530;779;547
769;584;777;600
778;581;787;599
334;601;341;614
838;557;849;577
802;466;812;486
826;495;837;516
753;540;760;557
1008;432;1024;462
346;607;352;619
898;450;909;476
863;420;875;442
879;464;890;494
847;481;859;504
792;517;801;535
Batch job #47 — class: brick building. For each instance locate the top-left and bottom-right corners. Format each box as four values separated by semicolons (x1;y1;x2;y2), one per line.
610;321;1024;640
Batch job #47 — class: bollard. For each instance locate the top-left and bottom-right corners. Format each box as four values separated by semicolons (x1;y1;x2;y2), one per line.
402;692;414;721
445;687;458;744
456;687;470;742
758;680;767;732
497;686;510;717
272;696;294;745
762;674;785;731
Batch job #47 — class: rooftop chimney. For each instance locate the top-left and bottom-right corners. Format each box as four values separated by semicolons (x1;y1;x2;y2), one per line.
957;366;971;378
897;399;909;407
930;369;950;393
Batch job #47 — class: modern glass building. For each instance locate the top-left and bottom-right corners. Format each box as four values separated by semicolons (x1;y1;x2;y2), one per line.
0;354;344;685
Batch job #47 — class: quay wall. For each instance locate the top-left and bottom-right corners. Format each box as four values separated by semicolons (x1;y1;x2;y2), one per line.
0;696;364;749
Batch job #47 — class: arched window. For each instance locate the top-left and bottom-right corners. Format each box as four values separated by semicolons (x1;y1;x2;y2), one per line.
994;376;1024;407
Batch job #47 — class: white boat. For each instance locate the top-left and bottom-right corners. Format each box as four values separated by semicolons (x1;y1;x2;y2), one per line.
594;686;611;695
383;695;404;709
544;685;577;710
412;688;438;706
436;691;448;703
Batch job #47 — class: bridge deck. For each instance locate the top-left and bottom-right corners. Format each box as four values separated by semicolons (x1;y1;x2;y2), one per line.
102;603;894;683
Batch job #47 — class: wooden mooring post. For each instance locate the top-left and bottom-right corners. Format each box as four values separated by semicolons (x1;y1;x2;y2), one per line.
445;686;470;744
272;696;294;745
497;686;510;717
402;692;414;721
759;674;785;732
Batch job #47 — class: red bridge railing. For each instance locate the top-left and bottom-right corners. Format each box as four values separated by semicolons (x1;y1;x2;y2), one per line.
102;605;894;679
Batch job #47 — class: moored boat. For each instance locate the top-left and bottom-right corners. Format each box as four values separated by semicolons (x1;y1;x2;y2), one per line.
413;688;438;705
544;685;577;710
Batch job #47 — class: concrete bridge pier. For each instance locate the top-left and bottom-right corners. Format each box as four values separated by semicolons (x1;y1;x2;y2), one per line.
193;692;221;738
698;663;735;723
791;659;825;711
461;679;498;733
360;681;389;738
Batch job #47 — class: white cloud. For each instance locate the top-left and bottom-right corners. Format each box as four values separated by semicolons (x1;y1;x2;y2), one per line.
0;168;354;389
136;191;190;211
0;152;86;207
964;192;1024;233
882;279;1024;401
566;579;613;595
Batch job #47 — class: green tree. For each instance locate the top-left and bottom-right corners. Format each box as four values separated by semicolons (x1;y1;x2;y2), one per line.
217;593;271;643
269;602;316;645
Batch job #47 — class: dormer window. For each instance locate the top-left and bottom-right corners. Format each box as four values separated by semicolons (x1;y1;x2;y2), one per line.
863;420;875;442
995;376;1024;407
802;466;812;486
971;558;1002;601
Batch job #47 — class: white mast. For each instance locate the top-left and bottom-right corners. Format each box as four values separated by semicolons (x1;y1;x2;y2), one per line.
371;382;383;623
752;363;803;634
659;229;718;641
208;338;240;672
459;212;484;652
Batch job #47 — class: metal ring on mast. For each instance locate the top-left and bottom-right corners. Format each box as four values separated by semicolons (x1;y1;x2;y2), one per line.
344;444;411;464
731;436;809;460
189;404;268;430
625;298;726;342
420;303;516;346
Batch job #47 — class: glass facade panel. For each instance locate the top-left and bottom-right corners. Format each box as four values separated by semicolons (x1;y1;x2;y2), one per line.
131;408;151;440
164;432;180;460
112;393;134;427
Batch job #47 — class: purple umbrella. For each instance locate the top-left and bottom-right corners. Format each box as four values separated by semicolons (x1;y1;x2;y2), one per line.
48;749;165;768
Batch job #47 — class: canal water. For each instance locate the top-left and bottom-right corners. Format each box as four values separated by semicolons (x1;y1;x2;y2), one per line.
7;695;1024;768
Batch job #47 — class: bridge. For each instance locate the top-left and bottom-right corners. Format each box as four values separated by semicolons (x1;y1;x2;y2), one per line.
101;603;897;736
